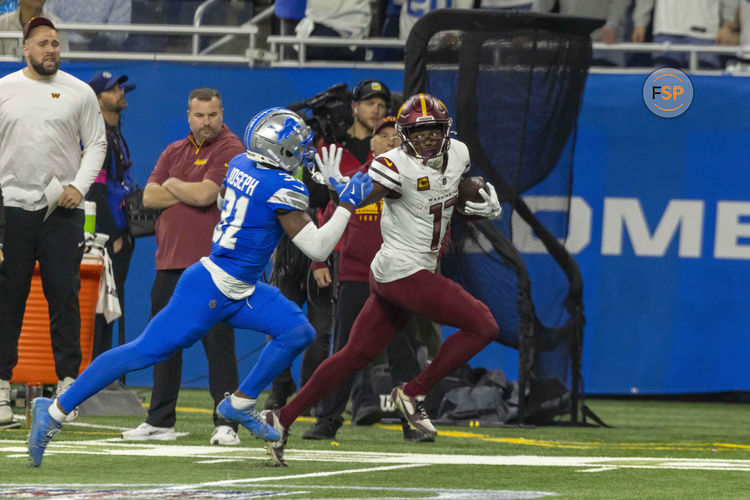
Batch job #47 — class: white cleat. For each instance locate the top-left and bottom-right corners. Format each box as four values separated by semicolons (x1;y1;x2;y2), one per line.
121;422;177;441
210;425;240;445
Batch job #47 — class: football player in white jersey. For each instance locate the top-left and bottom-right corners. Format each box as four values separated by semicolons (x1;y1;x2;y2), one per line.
264;94;503;466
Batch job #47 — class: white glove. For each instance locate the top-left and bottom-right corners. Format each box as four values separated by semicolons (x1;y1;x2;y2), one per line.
463;182;502;219
312;144;349;188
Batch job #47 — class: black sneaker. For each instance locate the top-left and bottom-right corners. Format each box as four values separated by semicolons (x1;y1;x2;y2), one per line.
351;405;382;426
264;378;297;410
302;419;341;440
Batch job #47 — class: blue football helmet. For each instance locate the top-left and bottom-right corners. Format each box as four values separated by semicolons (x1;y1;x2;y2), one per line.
243;107;314;174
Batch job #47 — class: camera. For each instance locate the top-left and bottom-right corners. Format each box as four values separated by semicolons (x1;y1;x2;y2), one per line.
288;83;353;144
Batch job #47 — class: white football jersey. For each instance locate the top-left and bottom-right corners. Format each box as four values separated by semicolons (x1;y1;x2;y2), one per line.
368;139;471;283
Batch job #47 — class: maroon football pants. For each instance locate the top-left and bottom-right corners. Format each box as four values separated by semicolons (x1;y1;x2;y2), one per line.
280;269;498;428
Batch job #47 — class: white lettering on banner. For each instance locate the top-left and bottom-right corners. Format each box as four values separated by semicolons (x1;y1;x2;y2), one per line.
511;196;591;254
601;199;703;257
714;202;750;259
509;196;739;258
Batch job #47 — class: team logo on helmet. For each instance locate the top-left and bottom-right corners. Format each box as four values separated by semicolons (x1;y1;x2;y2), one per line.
277;117;303;144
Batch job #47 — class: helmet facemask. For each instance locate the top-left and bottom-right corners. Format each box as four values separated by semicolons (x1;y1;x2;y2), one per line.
398;122;451;169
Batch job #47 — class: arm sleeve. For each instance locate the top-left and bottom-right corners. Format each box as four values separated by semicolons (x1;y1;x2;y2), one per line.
147;148;172;185
71;89;107;197
721;0;740;23
291;206;352;262
632;0;654;28
605;0;630;30
369;157;402;194
268;177;310;212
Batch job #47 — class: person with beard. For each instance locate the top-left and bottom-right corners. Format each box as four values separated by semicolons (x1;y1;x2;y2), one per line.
0;17;106;429
85;71;137;360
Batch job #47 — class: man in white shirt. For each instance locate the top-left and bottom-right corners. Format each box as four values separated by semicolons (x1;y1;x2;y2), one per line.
0;17;106;428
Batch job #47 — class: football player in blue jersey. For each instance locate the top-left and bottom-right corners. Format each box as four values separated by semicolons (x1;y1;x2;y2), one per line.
27;107;374;467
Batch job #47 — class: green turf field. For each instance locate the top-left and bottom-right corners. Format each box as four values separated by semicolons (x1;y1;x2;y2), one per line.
2;387;750;499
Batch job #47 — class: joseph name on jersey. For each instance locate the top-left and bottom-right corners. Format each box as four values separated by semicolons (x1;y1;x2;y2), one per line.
206;153;309;295
368;139;471;283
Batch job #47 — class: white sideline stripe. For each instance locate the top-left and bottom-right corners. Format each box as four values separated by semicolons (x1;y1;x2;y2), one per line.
9;414;157;433
4;440;750;472
168;463;426;489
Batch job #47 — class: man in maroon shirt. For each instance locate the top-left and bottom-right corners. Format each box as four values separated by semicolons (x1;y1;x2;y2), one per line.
120;88;244;446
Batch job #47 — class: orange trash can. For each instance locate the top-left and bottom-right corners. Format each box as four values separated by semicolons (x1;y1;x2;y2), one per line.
10;255;104;419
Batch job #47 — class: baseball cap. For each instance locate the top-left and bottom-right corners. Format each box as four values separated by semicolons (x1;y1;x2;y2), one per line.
88;71;136;94
353;79;390;103
22;16;56;42
372;116;397;136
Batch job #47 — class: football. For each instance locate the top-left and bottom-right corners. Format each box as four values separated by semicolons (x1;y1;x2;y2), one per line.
457;176;486;211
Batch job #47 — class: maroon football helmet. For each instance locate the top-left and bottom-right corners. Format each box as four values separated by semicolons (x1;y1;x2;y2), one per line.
396;93;452;167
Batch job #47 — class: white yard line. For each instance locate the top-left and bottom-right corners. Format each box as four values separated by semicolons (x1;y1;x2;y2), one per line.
168;463;427;489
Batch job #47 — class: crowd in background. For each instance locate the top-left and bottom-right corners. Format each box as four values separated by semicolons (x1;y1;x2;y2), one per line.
0;0;749;68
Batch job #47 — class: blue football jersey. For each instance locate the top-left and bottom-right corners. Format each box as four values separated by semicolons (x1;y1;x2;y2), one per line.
210;153;309;283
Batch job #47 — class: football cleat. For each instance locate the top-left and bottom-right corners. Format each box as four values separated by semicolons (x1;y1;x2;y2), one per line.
27;398;62;467
261;409;289;467
217;396;279;442
390;384;437;439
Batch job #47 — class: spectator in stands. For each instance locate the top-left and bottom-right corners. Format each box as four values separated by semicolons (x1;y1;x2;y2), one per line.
632;0;739;68
44;0;131;51
533;0;630;65
395;0;473;41
0;17;106;429
295;0;370;60
0;0;67;56
274;0;306;59
85;71;137;360
119;88;243;446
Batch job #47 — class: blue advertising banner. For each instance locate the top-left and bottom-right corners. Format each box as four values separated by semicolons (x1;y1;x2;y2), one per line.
2;61;747;394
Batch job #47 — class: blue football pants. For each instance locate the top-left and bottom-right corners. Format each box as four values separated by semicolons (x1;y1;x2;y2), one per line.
58;262;314;413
